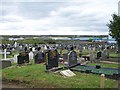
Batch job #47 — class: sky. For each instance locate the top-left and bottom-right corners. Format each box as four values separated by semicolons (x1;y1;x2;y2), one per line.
0;0;119;35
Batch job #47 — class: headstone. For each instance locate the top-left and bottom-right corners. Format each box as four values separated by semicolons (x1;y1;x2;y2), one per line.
68;50;77;67
93;47;96;51
83;46;86;50
96;51;102;59
89;51;95;62
46;49;59;70
19;45;23;51
0;60;12;69
14;54;19;63
12;48;15;51
29;51;34;60
79;46;83;53
60;69;76;77
0;49;10;60
34;51;44;64
102;47;109;59
17;51;29;64
14;42;17;48
32;47;36;52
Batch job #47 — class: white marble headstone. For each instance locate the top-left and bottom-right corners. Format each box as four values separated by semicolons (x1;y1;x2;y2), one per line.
29;51;34;60
14;54;19;63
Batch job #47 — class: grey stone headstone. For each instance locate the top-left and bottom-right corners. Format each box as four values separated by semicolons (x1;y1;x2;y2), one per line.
89;51;95;62
68;50;77;67
34;51;45;64
102;48;109;59
0;60;12;69
79;46;83;53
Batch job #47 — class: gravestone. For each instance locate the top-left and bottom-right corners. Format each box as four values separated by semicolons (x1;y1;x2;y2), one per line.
79;46;83;53
46;49;59;70
0;60;12;69
34;51;44;64
96;51;102;59
14;54;19;63
29;51;34;60
93;47;96;51
14;41;18;48
60;69;76;77
102;47;109;59
89;51;95;62
68;50;77;67
17;51;29;64
0;49;11;60
18;45;23;51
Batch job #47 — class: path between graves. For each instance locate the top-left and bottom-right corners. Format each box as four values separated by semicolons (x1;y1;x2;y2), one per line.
100;61;119;64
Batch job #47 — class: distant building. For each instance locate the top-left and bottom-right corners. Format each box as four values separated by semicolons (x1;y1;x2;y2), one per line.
8;37;24;40
118;1;120;15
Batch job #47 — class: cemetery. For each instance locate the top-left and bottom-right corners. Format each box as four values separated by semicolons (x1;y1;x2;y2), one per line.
1;37;120;88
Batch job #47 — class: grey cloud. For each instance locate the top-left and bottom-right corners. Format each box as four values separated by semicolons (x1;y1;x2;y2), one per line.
1;0;117;35
1;18;22;23
16;2;65;19
1;26;24;30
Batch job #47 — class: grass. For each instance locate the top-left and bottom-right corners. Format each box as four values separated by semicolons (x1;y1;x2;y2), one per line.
2;62;118;88
109;53;120;58
0;54;2;59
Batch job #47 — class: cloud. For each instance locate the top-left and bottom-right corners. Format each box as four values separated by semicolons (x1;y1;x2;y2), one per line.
0;0;119;35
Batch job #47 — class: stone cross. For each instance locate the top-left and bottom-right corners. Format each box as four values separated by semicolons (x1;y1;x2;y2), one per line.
0;49;10;60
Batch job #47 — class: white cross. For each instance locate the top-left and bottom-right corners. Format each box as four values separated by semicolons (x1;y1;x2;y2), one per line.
0;49;10;60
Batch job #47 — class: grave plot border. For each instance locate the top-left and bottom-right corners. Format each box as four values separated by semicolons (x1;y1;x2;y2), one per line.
69;64;120;79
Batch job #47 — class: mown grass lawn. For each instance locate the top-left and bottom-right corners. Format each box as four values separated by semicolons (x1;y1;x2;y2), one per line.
2;63;118;88
109;53;120;58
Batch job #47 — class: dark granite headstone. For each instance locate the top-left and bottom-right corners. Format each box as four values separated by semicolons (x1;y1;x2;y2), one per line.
96;51;102;59
17;51;29;64
34;51;45;64
46;49;59;70
68;50;77;67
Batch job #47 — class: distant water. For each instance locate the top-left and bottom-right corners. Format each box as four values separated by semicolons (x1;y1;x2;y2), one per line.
54;37;117;43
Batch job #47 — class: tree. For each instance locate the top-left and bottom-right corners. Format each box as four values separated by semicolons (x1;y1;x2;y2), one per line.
107;14;120;53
